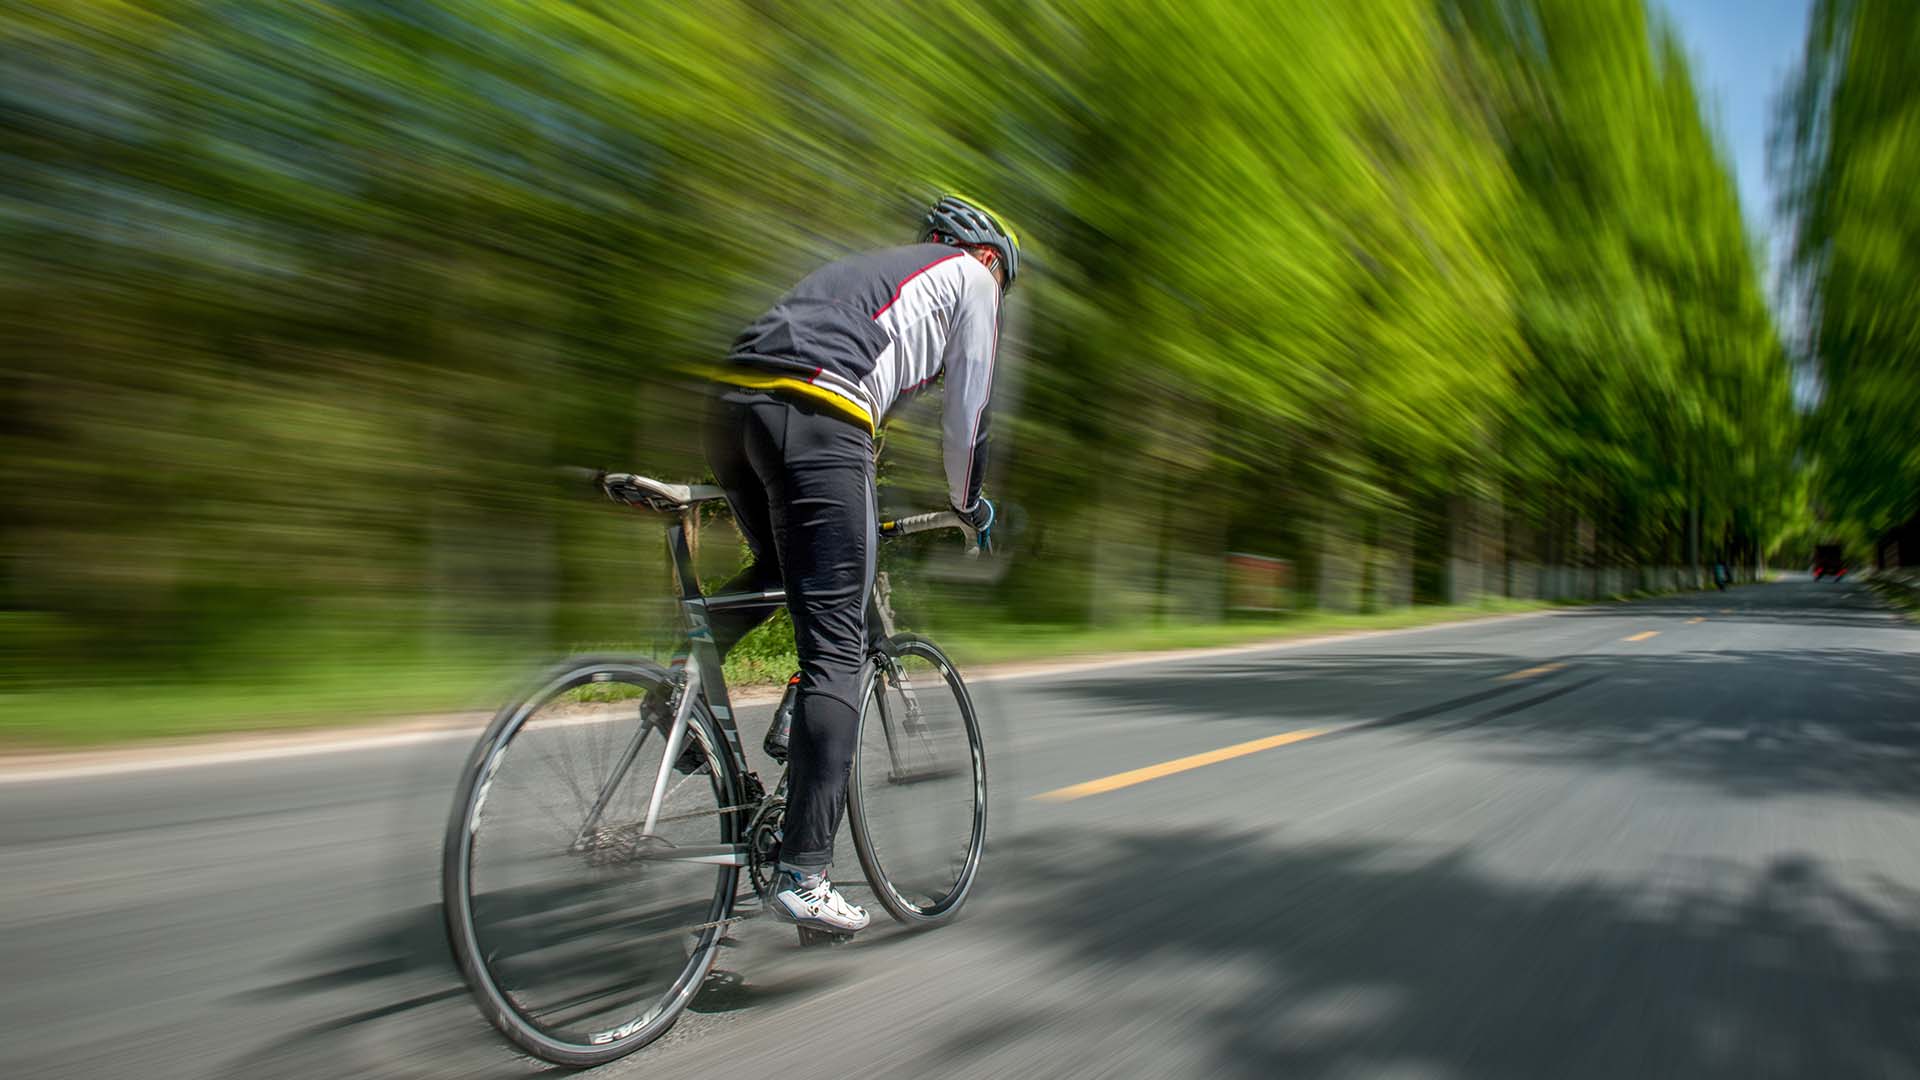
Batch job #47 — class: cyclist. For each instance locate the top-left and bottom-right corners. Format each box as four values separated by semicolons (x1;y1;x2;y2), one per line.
701;194;1018;934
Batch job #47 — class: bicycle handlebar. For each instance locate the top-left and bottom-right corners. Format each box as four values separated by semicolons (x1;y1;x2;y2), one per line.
882;510;985;558
878;510;964;537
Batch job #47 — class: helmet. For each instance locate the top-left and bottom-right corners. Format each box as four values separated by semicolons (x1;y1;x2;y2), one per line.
920;193;1021;290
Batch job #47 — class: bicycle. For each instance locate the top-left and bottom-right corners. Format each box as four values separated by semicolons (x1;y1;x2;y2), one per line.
441;469;989;1067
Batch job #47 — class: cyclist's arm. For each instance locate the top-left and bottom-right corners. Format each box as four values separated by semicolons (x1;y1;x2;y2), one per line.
940;260;1001;512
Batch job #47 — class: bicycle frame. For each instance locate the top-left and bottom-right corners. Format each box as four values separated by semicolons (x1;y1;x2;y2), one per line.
656;516;766;817
444;466;986;1069
569;515;764;863
573;492;962;864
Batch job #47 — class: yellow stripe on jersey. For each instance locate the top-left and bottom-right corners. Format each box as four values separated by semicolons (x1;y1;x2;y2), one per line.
707;370;876;435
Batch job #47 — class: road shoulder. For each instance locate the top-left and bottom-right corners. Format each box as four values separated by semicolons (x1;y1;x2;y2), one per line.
0;606;1579;783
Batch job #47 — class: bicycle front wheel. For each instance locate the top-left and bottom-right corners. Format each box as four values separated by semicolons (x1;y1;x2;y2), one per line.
442;657;742;1067
847;635;987;926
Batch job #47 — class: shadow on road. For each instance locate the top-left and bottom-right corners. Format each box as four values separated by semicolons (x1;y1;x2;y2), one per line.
1459;647;1920;802
205;578;1920;1078
209;901;544;1079
912;828;1920;1079
1548;580;1902;630
1048;639;1920;803
212;888;852;1077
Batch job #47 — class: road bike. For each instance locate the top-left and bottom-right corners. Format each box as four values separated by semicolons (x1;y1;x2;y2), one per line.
441;470;989;1067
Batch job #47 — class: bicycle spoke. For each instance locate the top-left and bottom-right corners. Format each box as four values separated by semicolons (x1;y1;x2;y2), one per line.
850;640;985;924
451;664;737;1063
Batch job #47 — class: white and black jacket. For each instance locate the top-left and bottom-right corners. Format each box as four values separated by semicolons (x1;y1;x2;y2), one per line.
723;243;1000;511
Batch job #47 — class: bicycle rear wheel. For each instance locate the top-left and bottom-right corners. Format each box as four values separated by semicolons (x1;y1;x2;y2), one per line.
847;635;987;925
442;658;742;1067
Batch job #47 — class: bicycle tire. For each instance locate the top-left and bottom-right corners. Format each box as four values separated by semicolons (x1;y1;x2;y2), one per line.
847;635;987;926
442;656;742;1067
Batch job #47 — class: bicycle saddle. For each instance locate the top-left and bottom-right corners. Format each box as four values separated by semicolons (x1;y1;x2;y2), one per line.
606;473;728;512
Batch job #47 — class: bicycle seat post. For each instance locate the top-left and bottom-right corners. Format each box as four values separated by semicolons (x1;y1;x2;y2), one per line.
871;570;898;640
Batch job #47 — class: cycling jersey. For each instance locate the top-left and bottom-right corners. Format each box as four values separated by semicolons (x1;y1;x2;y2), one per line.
720;243;1000;510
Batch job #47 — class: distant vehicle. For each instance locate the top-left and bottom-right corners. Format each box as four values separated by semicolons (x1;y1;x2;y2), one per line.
1813;544;1847;581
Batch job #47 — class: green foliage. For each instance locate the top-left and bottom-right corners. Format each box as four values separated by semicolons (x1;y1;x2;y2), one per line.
1;0;1795;718
720;609;800;688
1779;0;1920;540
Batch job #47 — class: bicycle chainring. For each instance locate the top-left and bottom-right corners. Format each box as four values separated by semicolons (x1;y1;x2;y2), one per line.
746;798;785;901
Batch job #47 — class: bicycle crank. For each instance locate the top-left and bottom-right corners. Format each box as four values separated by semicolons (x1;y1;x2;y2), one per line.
745;798;785;900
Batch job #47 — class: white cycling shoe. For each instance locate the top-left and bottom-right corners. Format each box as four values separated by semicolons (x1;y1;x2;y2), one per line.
765;869;870;933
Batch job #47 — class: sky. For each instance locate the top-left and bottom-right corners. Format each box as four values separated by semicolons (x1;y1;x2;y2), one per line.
1655;0;1819;391
1655;0;1816;254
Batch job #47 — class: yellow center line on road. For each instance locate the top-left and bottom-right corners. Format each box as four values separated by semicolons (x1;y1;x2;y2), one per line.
1497;662;1566;682
1032;729;1328;803
1623;630;1660;642
1686;617;1706;624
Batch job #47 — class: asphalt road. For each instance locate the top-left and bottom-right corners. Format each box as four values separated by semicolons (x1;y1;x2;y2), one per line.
6;576;1920;1079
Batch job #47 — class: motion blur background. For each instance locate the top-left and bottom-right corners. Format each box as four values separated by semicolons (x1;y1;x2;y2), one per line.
3;0;1916;746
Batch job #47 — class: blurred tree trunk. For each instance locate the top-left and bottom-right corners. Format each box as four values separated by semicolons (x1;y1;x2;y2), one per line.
1373;510;1415;609
1481;486;1505;600
1089;439;1157;626
1447;493;1479;605
1687;491;1702;589
1316;497;1360;613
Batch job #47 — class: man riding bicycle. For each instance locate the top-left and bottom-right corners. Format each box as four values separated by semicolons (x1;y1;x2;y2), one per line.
700;194;1019;934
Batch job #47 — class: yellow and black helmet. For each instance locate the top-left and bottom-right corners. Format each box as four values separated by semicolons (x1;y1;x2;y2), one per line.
920;194;1021;290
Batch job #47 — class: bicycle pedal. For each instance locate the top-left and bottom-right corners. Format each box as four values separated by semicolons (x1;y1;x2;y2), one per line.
795;926;855;948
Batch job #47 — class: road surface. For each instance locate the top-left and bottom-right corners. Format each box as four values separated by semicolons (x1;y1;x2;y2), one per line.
5;577;1920;1079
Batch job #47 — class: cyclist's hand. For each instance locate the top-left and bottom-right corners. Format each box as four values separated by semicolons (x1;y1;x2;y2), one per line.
952;496;995;556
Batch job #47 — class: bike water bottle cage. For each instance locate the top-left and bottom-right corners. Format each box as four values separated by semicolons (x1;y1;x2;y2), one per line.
764;672;802;763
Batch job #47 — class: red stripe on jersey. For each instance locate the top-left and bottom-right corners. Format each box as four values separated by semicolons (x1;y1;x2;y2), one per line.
873;252;967;321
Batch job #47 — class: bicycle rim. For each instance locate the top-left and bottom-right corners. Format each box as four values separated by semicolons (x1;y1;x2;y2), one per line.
443;660;741;1066
848;637;987;925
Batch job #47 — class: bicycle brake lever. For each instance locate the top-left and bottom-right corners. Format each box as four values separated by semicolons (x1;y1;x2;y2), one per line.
958;522;984;558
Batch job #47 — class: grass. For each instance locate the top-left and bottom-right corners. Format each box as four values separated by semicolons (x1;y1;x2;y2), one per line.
0;594;1629;750
0;656;509;749
1867;571;1920;622
931;598;1557;667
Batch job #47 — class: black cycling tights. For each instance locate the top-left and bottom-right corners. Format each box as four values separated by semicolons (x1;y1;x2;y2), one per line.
704;387;875;873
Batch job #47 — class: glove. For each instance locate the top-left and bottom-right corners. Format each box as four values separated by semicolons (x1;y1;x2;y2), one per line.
952;496;995;554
